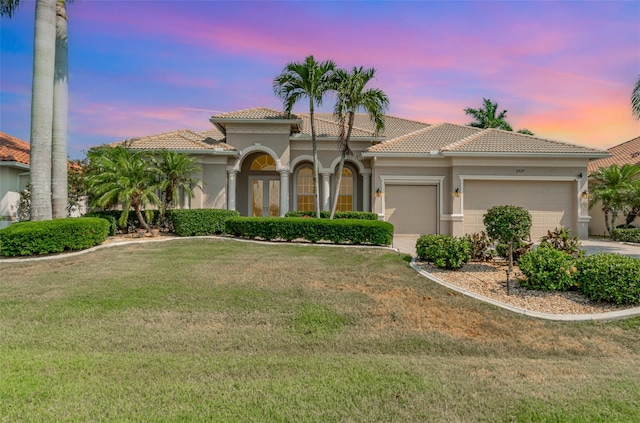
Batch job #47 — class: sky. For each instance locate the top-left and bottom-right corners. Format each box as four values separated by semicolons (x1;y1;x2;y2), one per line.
1;0;639;159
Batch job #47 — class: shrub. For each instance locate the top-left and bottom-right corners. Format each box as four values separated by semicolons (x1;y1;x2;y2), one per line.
84;210;159;233
0;217;110;257
495;240;532;261
539;227;583;258
463;231;494;262
166;209;240;236
225;217;393;245
284;211;378;220
576;253;640;305
84;211;118;236
611;228;640;244
483;205;532;273
517;245;577;291
416;234;470;270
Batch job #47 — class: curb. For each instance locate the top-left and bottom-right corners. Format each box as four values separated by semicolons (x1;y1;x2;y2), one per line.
410;258;640;322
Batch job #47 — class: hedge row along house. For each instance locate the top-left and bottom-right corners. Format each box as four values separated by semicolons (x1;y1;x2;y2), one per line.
110;107;609;239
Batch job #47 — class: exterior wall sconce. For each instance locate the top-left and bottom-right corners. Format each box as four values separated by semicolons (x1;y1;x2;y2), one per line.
581;190;589;199
452;188;461;197
578;172;583;179
375;188;383;197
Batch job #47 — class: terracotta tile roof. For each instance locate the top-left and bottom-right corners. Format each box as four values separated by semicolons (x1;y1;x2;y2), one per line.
297;114;375;138
365;123;609;157
588;136;640;172
0;131;30;165
112;129;235;151
212;107;295;120
367;123;480;153
444;128;608;155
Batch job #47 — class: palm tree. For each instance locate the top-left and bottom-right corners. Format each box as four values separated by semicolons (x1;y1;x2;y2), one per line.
464;98;513;131
329;67;389;219
2;0;70;220
589;164;640;235
517;128;534;136
273;55;336;218
632;75;640;120
152;149;201;211
52;0;68;218
86;146;161;231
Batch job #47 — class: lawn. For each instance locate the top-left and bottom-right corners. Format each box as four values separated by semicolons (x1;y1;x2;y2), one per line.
1;238;639;422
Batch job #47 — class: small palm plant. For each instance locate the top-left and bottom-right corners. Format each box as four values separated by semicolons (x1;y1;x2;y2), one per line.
86;146;161;231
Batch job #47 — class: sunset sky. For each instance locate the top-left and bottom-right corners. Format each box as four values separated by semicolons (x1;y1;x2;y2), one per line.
1;0;639;159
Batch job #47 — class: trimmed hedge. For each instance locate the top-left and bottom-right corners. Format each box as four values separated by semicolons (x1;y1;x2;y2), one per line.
166;209;240;236
284;211;378;220
225;217;393;245
84;210;159;234
517;246;577;291
576;253;640;305
416;234;470;270
611;228;640;244
0;218;110;257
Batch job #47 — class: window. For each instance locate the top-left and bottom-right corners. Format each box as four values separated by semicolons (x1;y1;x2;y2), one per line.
336;167;353;211
296;166;315;211
250;154;276;171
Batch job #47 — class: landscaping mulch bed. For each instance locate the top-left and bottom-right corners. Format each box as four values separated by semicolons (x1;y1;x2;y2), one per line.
417;260;628;315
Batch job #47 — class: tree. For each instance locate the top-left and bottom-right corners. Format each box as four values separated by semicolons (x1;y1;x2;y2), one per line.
632;75;640;120
86;146;161;231
152;149;201;211
329;67;389;219
517;128;534;136
464;98;513;131
51;0;68;218
589;164;640;236
1;0;70;220
483;205;532;294
273;55;336;218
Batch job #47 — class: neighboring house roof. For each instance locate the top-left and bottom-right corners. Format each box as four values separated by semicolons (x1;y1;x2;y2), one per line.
111;129;234;152
0;131;30;165
587;136;640;172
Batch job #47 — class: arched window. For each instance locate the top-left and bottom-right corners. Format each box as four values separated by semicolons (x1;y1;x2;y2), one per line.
296;166;315;211
250;154;276;171
336;167;353;211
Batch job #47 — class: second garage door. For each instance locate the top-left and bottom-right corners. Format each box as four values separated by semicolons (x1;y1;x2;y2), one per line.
463;180;576;239
385;184;438;235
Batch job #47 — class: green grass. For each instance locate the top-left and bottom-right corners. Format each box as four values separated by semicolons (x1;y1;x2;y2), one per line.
1;238;640;422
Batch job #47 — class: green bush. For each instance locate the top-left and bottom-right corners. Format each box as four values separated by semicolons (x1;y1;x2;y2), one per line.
284;211;378;220
611;228;640;243
416;234;470;270
576;253;640;305
0;218;110;257
539;227;583;258
495;240;532;261
517;245;577;291
463;231;494;262
84;210;159;233
166;209;240;236
225;217;393;245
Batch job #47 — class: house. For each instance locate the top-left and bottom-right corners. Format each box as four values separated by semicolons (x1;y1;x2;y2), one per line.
114;107;610;239
588;136;640;236
0;132;30;228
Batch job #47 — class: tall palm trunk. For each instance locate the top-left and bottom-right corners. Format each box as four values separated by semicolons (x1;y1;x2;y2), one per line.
309;100;321;218
52;0;68;218
330;112;355;219
29;0;56;221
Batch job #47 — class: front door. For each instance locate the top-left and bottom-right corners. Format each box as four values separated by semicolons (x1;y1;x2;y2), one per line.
250;177;280;217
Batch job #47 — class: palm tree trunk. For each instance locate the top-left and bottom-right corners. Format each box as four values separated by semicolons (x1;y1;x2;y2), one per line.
604;209;612;236
52;0;68;218
309;100;321;218
29;0;57;221
329;112;355;219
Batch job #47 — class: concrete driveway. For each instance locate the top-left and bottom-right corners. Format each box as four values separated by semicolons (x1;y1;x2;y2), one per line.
393;235;640;258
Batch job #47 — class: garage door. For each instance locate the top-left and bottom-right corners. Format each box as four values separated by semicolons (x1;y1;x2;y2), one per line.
385;185;438;235
463;180;575;239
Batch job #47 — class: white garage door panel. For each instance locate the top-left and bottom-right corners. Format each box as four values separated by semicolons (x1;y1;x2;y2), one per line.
385;185;437;235
464;181;575;239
